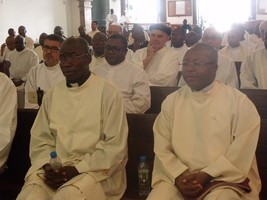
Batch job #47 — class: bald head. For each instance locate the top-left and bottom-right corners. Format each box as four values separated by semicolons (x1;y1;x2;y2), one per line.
182;43;218;91
107;23;123;36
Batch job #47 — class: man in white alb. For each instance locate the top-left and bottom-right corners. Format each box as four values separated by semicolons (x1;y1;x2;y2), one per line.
92;34;150;114
25;34;65;108
131;23;180;86
240;28;267;89
148;43;261;200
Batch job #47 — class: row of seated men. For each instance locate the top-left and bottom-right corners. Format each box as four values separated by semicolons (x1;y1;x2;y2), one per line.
0;38;262;199
0;20;267;112
2;22;266;94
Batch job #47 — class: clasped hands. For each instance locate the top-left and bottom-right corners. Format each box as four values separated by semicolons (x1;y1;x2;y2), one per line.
175;171;213;198
43;164;79;189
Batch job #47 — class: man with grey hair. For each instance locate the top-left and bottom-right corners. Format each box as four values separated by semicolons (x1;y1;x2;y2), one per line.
131;23;180;86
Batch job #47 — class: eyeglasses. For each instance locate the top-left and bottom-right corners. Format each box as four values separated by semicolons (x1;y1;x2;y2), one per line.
42;45;60;53
105;45;125;53
59;53;89;62
180;61;216;68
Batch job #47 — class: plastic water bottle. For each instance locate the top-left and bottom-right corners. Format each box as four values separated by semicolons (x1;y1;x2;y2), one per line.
49;151;62;170
138;155;150;198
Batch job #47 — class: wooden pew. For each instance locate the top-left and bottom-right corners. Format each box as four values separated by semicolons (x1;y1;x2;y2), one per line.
122;114;157;200
235;61;242;88
145;86;179;114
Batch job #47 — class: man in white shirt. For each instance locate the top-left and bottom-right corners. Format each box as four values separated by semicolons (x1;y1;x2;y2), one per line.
131;23;180;86
92;34;150;114
107;23;134;60
105;9;118;29
18;26;35;50
16;37;128;200
170;27;188;62
87;21;100;39
220;26;253;62
147;43;261;200
25;34;65;108
254;20;267;50
0;36;15;62
34;33;48;62
240;29;267;89
179;26;239;88
9;35;39;87
0;72;17;175
90;32;108;72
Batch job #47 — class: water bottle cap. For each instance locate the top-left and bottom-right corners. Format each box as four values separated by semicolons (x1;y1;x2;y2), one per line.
140;155;147;161
50;151;57;158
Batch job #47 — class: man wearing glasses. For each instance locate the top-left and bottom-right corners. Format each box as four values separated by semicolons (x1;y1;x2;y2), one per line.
179;26;239;88
92;34;151;114
148;43;261;200
24;34;65;108
17;37;128;200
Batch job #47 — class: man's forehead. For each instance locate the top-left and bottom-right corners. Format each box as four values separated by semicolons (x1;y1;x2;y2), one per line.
107;38;123;45
151;29;168;36
61;42;80;52
44;39;60;45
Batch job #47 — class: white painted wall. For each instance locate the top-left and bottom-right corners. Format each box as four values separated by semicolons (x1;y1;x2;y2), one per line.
0;0;80;44
0;0;266;44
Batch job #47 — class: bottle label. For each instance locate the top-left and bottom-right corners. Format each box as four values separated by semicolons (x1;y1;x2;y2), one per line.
138;169;149;181
138;169;150;197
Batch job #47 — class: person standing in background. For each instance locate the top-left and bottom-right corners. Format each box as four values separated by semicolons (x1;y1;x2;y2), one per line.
106;9;118;30
18;26;35;50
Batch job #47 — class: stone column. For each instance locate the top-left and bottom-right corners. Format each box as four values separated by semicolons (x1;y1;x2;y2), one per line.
78;0;93;31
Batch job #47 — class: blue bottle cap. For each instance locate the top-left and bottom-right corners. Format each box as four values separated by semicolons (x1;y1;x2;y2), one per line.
50;151;57;158
140;155;147;161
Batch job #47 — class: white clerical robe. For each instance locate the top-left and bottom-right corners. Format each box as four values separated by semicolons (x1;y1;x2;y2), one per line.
92;60;151;114
152;81;261;200
0;72;17;173
24;62;65;108
219;42;253;62
131;46;180;86
240;47;267;89
21;74;128;199
9;48;39;81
